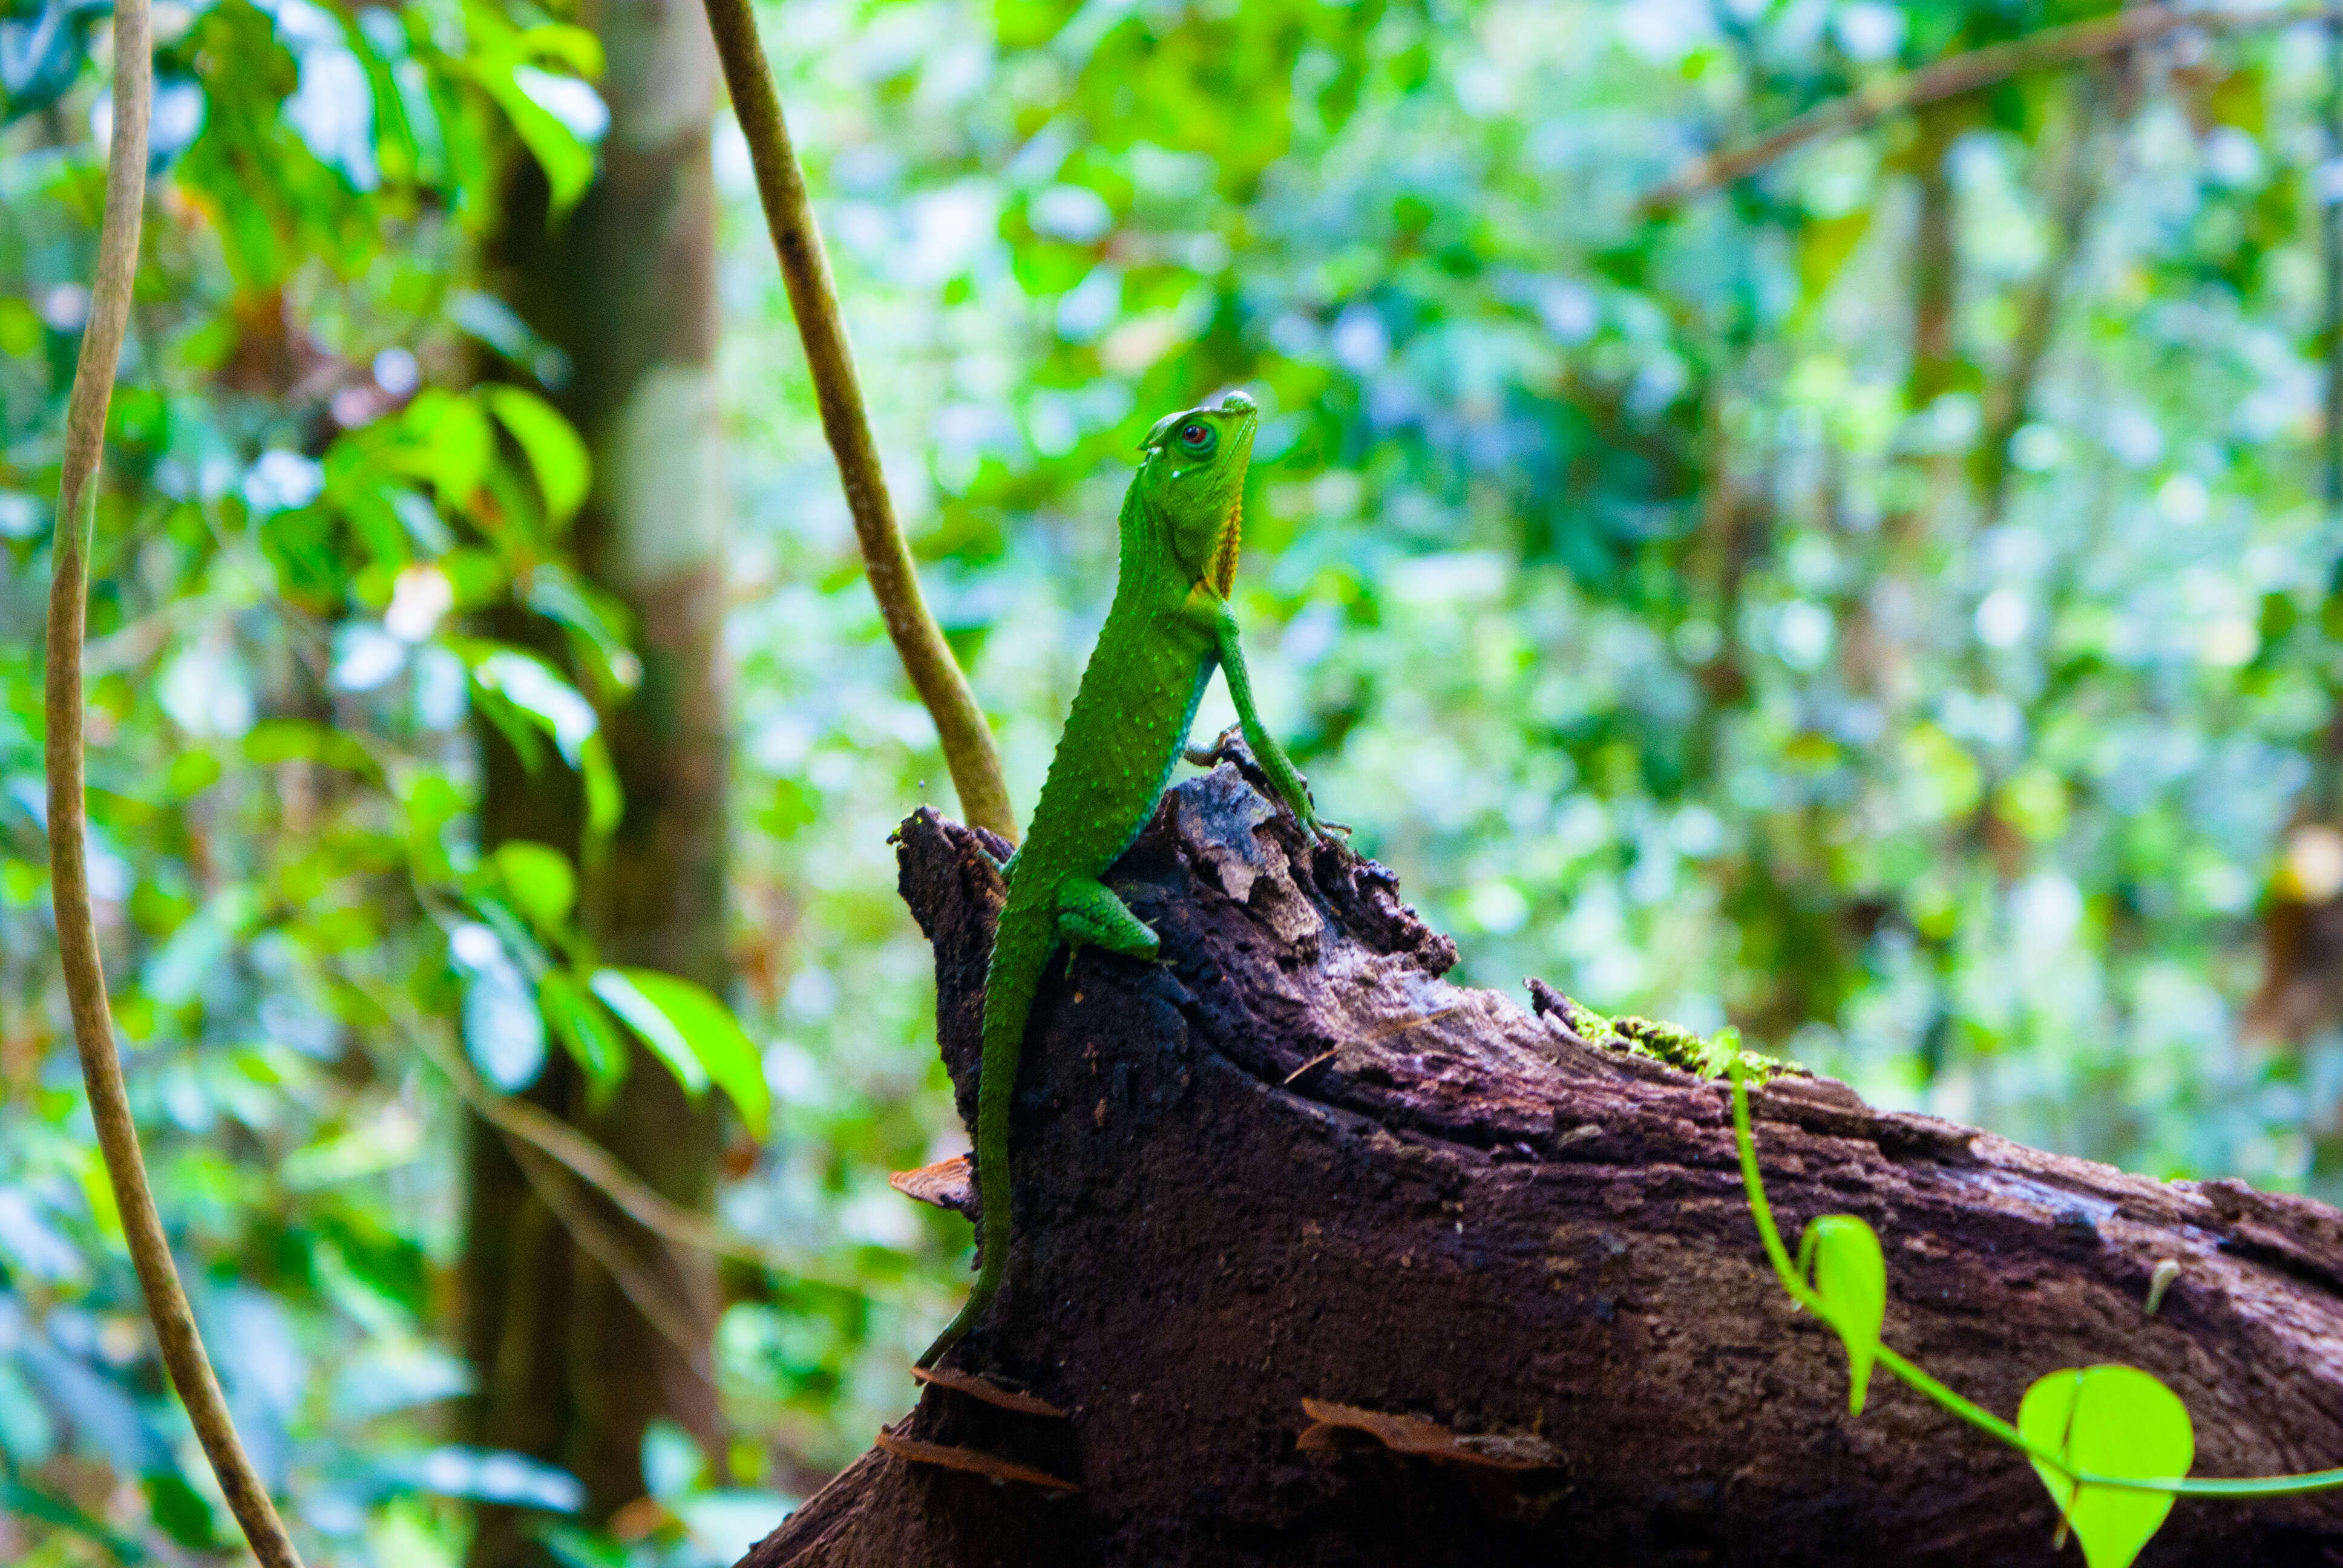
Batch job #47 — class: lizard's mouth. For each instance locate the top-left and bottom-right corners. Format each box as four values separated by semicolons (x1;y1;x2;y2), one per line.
1207;496;1242;599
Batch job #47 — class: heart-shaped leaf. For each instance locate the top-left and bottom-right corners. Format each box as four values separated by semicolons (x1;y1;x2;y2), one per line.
1797;1215;1885;1414
2018;1365;2193;1568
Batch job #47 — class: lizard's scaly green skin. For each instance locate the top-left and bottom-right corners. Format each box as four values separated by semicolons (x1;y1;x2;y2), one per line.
919;390;1335;1368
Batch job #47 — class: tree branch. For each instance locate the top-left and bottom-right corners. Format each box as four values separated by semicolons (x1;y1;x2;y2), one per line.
502;1132;716;1388
419;1027;748;1258
696;0;1017;843
44;13;307;1567
1643;4;2336;211
407;1021;923;1303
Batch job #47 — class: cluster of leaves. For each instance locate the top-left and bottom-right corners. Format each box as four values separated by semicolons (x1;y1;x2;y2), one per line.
1729;1058;2343;1567
709;0;2343;1464
0;2;781;1562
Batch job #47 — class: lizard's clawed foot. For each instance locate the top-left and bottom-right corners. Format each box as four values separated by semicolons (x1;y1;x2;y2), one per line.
1300;814;1354;853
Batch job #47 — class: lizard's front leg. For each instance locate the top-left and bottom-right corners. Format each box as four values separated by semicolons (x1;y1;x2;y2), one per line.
1208;602;1347;846
1054;875;1161;962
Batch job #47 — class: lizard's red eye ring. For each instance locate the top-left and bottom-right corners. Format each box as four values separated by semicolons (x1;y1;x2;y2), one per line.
1177;421;1216;456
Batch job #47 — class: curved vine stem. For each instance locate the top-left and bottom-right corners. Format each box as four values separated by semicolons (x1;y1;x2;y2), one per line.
696;0;1017;843
1730;1064;2343;1501
44;13;307;1567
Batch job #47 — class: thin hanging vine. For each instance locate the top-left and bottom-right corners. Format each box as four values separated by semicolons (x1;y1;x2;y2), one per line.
697;0;1018;842
42;9;307;1566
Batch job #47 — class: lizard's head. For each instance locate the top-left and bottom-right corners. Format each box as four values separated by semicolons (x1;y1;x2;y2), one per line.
1138;390;1257;599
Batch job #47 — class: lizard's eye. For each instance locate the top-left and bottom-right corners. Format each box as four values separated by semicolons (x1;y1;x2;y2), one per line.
1176;420;1216;459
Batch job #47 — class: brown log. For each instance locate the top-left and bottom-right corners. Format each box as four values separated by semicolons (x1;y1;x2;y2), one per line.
741;743;2343;1566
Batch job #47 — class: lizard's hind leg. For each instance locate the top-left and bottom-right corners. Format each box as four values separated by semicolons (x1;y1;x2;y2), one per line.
1054;875;1161;962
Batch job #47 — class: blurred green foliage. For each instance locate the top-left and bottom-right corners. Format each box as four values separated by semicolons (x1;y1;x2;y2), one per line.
724;0;2343;1485
12;0;2343;1559
0;0;746;1560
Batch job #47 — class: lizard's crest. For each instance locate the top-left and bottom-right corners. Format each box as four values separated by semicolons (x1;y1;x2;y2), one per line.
1139;390;1257;599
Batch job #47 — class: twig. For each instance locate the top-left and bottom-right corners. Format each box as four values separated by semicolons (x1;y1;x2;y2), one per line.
410;1027;750;1262
1643;4;2338;210
698;0;1017;843
1282;1047;1340;1085
405;1024;909;1301
501;1132;716;1387
1362;1004;1462;1041
44;12;307;1568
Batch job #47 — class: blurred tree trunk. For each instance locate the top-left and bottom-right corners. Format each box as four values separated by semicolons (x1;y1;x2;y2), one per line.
464;1;733;1561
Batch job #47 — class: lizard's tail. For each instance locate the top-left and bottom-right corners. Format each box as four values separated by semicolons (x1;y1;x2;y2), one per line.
916;904;1054;1368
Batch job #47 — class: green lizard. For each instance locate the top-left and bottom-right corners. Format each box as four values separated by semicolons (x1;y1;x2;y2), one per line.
919;388;1340;1369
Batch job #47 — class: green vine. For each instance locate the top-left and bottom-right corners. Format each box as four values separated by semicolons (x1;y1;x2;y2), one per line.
1728;1059;2343;1567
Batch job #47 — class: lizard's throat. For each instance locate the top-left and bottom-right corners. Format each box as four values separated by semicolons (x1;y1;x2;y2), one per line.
1207;497;1242;599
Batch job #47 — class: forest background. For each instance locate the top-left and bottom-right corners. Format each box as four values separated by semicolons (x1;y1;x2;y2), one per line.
5;0;2341;1563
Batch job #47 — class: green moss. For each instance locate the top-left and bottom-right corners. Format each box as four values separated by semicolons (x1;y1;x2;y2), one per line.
1554;996;1797;1083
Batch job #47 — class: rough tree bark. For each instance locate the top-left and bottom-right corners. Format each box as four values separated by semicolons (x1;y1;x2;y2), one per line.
742;743;2343;1566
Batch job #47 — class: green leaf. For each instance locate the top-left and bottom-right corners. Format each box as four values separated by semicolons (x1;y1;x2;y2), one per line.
581;733;623;840
537;1523;629;1568
476;42;607;217
1797;209;1872;304
2019;1365;2194;1568
1694;1024;1741;1080
539;969;628;1100
0;0;103;126
165;750;223;798
511;22;605;77
1797;1215;1885;1414
243;717;379;777
524;563;639;694
484;385;591;528
398;768;469;877
142;1471;218;1550
589;967;771;1138
492;841;576;928
0;296;40;357
395;390;496;508
2;1477;146;1563
758;777;818;840
470;648;600;766
588;969;705;1094
508;101;593;213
